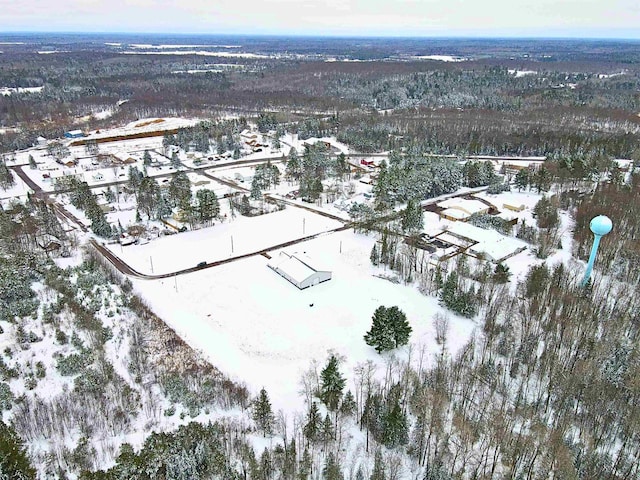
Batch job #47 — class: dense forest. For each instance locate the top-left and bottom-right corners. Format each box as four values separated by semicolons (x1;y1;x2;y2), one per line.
1;36;640;158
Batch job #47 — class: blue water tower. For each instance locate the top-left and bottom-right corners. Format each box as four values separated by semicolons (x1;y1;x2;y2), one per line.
581;215;613;286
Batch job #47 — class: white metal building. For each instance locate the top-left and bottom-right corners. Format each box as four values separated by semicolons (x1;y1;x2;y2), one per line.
268;251;332;289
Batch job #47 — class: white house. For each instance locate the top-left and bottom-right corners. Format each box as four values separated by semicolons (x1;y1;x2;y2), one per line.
268;251;332;289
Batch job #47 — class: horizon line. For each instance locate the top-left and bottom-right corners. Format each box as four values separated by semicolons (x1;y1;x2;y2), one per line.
1;30;640;41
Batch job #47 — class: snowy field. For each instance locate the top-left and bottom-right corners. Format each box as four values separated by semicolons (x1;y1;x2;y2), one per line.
132;229;476;412
109;207;344;274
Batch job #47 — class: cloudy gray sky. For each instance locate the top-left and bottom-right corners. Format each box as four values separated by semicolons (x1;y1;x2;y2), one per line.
1;0;639;38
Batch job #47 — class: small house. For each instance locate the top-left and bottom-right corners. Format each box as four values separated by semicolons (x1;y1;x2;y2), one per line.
268;251;332;290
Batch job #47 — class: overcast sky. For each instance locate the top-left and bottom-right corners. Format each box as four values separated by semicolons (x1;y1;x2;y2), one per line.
1;0;639;38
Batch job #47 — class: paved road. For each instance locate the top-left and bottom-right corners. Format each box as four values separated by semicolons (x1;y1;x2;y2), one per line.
13;165;89;232
90;223;351;280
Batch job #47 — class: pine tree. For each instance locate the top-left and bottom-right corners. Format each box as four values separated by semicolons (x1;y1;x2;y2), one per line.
401;198;423;232
514;168;529;191
260;448;273;480
340;390;356;417
250;175;263;200
320;354;346;411
28;154;37;169
364;306;395;354
322;413;335;444
286;149;301;182
370;244;379;266
0;420;36;479
143;149;152;166
303;402;322;444
369;450;386;480
387;306;412;348
252;388;274;437
0;161;15;190
298;448;312;480
241;195;251;215
493;263;511;283
171;151;181;169
322;452;343;480
382;402;409;448
168;171;192;209
439;272;458;310
196;189;220;223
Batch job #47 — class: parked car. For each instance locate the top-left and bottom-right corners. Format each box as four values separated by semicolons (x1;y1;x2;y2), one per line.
197;261;207;268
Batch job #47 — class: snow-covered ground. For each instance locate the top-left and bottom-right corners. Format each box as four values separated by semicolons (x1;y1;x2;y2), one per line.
132;229;477;413
108;207;344;274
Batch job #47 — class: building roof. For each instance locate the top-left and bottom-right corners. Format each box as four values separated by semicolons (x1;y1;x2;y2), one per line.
445;222;527;261
440;208;469;220
437;198;489;215
268;251;329;284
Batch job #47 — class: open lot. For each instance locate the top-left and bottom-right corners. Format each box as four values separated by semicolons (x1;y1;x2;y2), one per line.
132;229;476;411
109;206;345;274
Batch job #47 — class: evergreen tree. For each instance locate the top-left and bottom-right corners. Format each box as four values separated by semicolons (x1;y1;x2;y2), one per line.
533;165;552;193
303;402;321;444
369;450;386;480
364;306;395;354
335;152;349;180
373;160;393;211
533;196;559;229
171;151;181;169
143;149;152;166
260;448;273;480
168;171;192;209
233;147;241;159
340;390;356;417
439;272;458;311
286;149;301;182
382;402;409;448
493;263;511;283
0;161;15;190
321;413;335;444
250;175;263;200
322;452;343;480
0;420;36;479
127;166;144;198
240;195;251;215
365;305;411;353
387;306;412;348
370;244;380;266
195;189;220;223
514;168;529;191
28;154;37;169
163;133;176;151
253;388;274;437
401;198;423;232
138;176;161;219
298;448;312;480
319;354;346;411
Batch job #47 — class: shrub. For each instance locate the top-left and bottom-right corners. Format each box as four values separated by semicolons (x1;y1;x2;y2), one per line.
56;352;92;376
0;382;14;410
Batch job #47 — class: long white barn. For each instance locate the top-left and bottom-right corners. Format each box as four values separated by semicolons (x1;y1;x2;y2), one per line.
268;251;332;289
